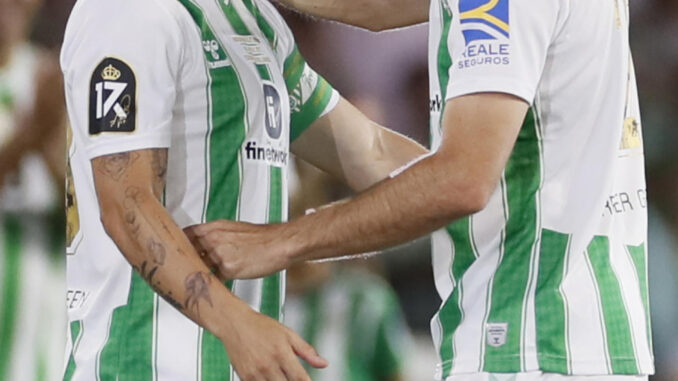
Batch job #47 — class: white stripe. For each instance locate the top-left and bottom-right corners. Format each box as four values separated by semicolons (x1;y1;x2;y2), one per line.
232;279;264;311
560;236;574;373
430;229;455;364
565;247;612;374
478;177;509;371
562;243;610;374
156;299;201;380
615;242;653;373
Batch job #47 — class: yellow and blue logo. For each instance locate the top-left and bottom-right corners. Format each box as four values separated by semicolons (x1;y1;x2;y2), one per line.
459;0;510;46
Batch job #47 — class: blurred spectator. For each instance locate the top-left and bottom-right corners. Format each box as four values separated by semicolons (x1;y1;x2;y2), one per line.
0;0;67;379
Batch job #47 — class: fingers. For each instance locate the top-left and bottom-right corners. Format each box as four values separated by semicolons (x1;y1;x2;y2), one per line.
289;331;328;369
280;355;311;381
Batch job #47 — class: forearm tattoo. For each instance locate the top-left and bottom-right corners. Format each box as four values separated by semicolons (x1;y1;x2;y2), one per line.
96;152;140;180
184;272;214;316
106;149;213;317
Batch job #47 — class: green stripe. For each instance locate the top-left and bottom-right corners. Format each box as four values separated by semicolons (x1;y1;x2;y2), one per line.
260;167;283;319
437;1;453;106
535;229;571;373
346;288;366;380
626;243;652;355
251;1;277;46
98;272;155;380
483;108;542;372
289;77;333;141
200;332;231;381
176;2;248;379
36;348;47;381
63;321;83;381
587;236;638;374
438;219;477;377
219;0;251;35
283;48;305;91
0;216;22;380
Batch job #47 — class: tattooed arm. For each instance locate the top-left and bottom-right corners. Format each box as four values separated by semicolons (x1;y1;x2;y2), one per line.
92;149;327;381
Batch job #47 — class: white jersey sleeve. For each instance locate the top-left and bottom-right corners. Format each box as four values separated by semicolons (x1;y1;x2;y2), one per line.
61;0;184;159
446;0;562;103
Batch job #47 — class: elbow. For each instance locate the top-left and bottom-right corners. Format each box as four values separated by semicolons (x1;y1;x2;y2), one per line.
459;182;493;215
437;173;496;218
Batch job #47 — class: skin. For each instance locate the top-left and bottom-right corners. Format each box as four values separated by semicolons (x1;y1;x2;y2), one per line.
94;96;426;380
275;0;429;32
184;93;529;280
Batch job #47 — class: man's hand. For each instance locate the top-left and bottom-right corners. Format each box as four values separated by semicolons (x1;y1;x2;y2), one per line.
184;220;292;280
224;305;328;380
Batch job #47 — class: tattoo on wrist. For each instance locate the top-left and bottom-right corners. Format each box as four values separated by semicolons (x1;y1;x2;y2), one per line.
96;152;139;180
184;271;213;316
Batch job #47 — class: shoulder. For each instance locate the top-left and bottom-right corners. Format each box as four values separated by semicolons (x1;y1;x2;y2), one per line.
61;0;191;81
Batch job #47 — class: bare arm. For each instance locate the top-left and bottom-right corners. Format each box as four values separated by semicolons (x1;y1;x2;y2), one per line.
291;97;427;192
93;148;326;381
276;0;429;32
186;93;527;278
286;94;528;260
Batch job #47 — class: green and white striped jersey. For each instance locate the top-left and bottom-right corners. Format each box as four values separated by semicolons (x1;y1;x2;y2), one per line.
60;0;338;379
284;269;407;381
428;0;652;378
0;44;66;381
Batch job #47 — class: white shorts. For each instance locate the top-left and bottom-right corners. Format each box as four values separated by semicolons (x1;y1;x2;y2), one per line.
445;372;648;381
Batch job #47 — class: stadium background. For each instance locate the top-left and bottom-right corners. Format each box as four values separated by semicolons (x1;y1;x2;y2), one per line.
7;0;677;379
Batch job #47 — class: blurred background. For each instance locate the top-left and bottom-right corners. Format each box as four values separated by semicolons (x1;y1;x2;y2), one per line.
0;0;676;380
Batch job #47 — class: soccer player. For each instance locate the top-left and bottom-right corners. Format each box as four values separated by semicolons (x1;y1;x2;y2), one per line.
187;0;655;380
60;0;425;380
0;0;67;379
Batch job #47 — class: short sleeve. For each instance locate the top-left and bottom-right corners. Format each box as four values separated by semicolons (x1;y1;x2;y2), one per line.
445;0;561;103
283;47;339;142
61;0;182;159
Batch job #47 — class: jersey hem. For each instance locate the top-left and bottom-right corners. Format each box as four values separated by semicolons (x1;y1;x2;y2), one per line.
436;356;654;378
86;131;172;160
446;77;535;105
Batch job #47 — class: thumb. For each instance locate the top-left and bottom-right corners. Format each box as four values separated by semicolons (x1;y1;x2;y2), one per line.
290;332;328;369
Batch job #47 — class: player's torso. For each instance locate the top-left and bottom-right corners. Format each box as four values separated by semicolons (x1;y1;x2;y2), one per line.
428;0;652;377
63;1;291;379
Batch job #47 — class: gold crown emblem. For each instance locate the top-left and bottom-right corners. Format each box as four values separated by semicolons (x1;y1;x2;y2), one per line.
101;64;121;81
